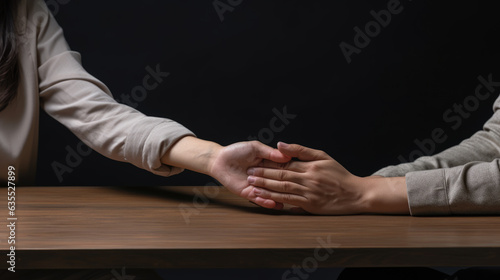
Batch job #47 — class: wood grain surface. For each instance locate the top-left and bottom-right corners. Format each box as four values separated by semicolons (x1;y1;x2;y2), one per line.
1;186;499;269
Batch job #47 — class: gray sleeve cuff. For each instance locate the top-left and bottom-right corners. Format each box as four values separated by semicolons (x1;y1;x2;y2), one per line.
124;117;195;177
373;162;420;177
373;165;406;177
405;160;500;216
405;169;451;216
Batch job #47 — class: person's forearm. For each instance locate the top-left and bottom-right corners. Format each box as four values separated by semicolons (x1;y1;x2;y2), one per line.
374;130;500;178
360;176;410;214
160;136;222;175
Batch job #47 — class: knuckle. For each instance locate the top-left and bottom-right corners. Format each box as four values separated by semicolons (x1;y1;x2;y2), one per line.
257;177;267;187
258;189;270;198
278;161;291;170
309;179;321;188
249;140;260;149
281;193;292;203
308;163;320;172
278;170;287;181
281;181;291;192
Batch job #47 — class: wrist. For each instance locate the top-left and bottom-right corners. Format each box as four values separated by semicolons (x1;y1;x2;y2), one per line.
347;175;374;213
361;176;410;214
196;141;223;176
161;136;222;175
205;143;223;177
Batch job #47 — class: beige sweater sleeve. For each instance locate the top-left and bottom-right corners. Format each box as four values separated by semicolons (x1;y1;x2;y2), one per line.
373;93;500;215
404;160;500;215
33;1;195;177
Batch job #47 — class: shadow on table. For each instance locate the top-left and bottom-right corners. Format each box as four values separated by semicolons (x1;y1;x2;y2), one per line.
108;185;306;216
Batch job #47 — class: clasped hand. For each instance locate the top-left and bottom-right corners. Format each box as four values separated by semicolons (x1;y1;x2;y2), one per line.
206;140;408;215
243;142;409;215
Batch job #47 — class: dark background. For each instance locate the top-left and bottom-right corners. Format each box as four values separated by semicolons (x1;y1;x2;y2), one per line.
36;0;500;187
31;1;500;278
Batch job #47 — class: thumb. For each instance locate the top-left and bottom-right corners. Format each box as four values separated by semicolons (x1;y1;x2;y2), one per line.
277;142;329;161
253;141;291;163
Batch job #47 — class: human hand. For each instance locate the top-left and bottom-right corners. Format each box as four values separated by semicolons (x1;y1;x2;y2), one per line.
208;141;291;209
247;142;409;215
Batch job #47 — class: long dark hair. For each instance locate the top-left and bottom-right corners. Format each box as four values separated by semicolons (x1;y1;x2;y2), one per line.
0;0;19;112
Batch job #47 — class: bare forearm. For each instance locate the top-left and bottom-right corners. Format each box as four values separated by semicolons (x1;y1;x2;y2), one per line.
160;136;222;176
361;176;410;214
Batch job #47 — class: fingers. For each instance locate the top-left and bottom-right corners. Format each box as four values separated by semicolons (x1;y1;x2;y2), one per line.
248;175;308;196
253;197;284;210
252;141;291;163
246;189;284;210
253;196;307;214
253;160;306;173
277;142;330;161
248;167;303;184
252;195;306;213
256;159;290;170
252;186;308;206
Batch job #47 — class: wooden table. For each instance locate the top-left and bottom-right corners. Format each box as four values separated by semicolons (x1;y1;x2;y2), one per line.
1;186;499;269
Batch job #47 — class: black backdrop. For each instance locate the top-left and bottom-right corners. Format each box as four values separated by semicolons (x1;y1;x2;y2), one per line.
36;0;500;186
